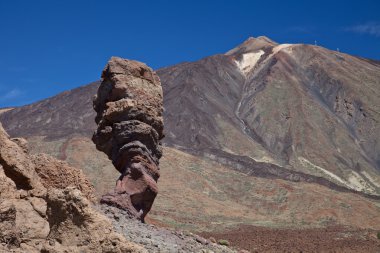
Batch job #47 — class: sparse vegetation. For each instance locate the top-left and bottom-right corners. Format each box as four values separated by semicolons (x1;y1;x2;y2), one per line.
218;239;230;246
274;188;288;204
339;202;351;209
318;216;337;226
377;231;380;239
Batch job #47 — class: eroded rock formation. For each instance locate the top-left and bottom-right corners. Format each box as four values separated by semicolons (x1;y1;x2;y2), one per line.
0;123;145;252
92;57;164;222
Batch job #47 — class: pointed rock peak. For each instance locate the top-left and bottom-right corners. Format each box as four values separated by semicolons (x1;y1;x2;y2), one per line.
226;36;278;56
242;36;256;43
257;36;277;44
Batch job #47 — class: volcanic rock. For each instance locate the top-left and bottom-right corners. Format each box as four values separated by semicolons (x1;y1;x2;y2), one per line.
0;124;46;197
92;57;164;222
32;153;96;201
0;122;145;252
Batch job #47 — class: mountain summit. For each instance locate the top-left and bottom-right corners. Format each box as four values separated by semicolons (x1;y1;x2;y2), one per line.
161;37;380;196
226;36;279;55
226;36;295;75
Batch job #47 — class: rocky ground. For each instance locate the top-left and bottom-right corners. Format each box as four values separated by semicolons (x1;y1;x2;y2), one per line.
0;120;237;253
101;205;237;253
201;225;380;253
0;123;146;253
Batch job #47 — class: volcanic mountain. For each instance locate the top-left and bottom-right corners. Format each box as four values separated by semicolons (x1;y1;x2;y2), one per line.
1;37;380;236
160;36;380;195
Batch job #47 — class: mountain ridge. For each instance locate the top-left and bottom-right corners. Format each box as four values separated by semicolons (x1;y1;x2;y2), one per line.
158;38;380;195
1;37;380;198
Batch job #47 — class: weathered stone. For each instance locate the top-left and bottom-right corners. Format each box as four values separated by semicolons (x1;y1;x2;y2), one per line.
0;122;145;252
92;57;164;222
44;187;147;253
0;165;18;199
0;123;46;197
11;137;28;153
13;199;50;239
32;153;96;202
29;196;47;217
0;201;20;247
195;235;209;245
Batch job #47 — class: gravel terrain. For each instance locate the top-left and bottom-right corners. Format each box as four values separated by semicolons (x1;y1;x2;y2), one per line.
100;205;237;253
201;225;380;253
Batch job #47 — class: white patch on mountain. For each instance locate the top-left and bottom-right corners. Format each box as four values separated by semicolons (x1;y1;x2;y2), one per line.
234;50;264;74
272;44;293;54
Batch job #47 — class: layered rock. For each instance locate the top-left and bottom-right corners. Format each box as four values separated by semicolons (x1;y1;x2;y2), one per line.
0;123;145;252
92;57;164;222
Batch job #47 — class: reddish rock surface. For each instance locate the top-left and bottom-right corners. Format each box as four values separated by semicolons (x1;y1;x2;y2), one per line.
92;57;164;222
201;225;380;253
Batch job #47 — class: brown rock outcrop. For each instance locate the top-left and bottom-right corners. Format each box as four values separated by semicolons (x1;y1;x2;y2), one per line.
0;122;145;252
92;57;164;222
32;153;96;202
0;125;46;197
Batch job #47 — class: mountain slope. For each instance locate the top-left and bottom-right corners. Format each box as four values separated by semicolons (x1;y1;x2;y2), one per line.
159;37;380;195
0;81;99;139
10;136;380;232
0;37;380;198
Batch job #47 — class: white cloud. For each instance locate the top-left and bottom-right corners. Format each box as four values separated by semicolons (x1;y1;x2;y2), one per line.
346;22;380;37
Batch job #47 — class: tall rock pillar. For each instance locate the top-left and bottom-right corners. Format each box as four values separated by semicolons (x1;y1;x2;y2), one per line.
92;57;164;222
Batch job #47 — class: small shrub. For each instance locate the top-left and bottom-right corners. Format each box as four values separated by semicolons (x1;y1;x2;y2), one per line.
218;239;230;246
377;231;380;239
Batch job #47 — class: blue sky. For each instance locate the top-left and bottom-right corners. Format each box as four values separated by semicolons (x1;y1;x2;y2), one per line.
0;0;379;107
